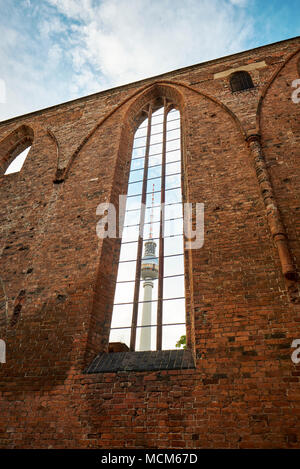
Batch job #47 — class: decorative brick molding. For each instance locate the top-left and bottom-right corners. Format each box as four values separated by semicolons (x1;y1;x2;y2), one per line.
246;133;297;282
214;60;267;79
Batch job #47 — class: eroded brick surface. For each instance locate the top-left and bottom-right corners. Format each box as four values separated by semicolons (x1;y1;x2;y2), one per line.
0;37;299;449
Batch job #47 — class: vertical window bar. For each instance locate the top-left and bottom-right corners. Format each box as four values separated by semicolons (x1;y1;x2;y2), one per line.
130;104;153;351
156;99;168;350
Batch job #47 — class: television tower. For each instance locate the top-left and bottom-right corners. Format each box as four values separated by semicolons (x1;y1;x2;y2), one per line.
139;184;159;351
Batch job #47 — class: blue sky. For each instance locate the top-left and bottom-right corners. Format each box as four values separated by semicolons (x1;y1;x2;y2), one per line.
0;0;299;121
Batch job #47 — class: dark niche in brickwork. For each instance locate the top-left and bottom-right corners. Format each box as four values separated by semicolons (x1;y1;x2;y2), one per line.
10;289;26;327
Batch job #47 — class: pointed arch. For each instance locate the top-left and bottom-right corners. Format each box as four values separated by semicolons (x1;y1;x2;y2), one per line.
47;128;65;183
0;124;34;175
64;79;246;180
256;46;300;133
121;83;185;132
84;82;197;365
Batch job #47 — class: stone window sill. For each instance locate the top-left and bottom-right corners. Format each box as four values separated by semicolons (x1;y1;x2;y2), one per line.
84;349;195;373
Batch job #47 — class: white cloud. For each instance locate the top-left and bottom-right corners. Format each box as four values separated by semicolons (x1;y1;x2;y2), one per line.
38;16;65;39
48;44;63;65
49;0;253;88
0;0;254;121
47;0;94;21
0;79;6;104
229;0;248;6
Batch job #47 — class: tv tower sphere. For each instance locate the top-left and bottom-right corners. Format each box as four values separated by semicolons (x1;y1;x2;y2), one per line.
141;240;159;280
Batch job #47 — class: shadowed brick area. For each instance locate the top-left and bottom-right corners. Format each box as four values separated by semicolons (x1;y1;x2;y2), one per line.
85;349;195;373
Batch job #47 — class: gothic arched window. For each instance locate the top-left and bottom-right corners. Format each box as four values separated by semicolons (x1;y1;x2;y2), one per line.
230;71;254;92
4;146;31;175
0;125;33;176
109;98;186;352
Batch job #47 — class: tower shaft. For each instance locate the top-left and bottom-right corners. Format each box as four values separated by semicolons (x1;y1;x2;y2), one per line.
139;279;154;351
139;183;158;351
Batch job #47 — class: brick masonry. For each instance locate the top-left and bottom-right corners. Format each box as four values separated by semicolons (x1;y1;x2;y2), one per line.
0;37;299;448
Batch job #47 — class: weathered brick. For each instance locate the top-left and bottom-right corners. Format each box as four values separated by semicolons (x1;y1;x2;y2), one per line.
0;37;299;449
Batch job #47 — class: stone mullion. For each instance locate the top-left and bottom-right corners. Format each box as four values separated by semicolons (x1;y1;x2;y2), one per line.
130;104;153;351
156;99;168;351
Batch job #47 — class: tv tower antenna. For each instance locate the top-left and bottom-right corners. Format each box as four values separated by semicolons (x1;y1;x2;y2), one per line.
149;183;155;239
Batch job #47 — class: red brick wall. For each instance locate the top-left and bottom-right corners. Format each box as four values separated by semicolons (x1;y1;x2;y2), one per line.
0;37;300;448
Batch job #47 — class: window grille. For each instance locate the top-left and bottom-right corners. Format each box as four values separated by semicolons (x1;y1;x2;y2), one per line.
230;71;254;92
109;99;186;351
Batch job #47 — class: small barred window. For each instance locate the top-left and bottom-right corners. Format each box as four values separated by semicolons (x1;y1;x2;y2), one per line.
230;71;254;92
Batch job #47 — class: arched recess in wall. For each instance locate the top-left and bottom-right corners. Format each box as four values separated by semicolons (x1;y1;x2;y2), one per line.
0;125;34;176
256;47;300;134
256;49;300;291
86;83;196;362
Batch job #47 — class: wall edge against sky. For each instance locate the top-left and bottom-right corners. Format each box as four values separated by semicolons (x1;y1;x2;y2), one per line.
0;35;299;128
